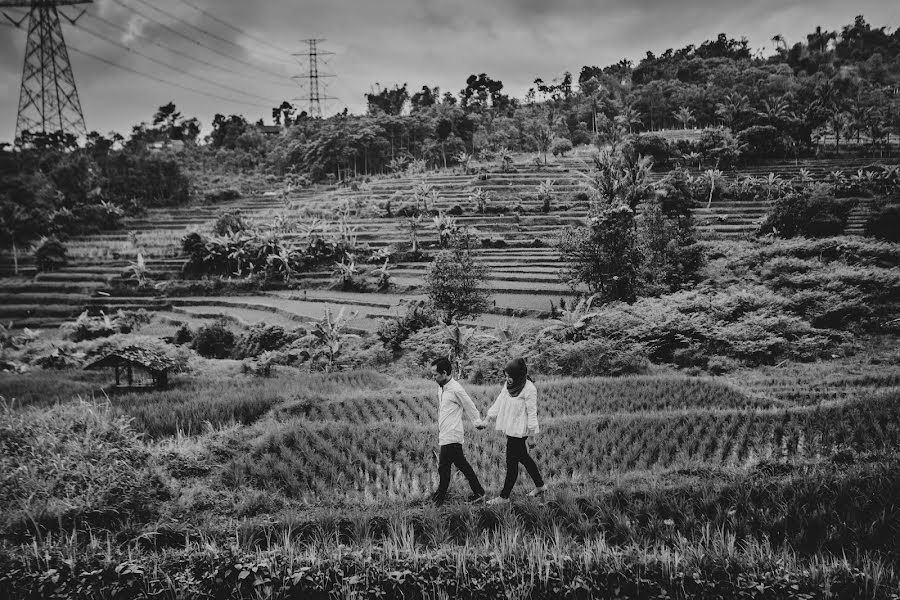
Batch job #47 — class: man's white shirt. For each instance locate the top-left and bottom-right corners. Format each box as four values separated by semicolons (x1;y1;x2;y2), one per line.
437;378;483;446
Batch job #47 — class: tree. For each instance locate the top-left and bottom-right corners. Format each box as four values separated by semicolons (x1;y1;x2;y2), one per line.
425;245;491;325
367;83;409;115
674;106;696;129
557;204;641;302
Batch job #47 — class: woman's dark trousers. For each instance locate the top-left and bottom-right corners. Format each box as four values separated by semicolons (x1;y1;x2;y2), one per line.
500;435;544;499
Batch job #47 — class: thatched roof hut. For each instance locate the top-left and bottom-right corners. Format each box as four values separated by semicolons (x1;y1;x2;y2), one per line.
84;345;175;389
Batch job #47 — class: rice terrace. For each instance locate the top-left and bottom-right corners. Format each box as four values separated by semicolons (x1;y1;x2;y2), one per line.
1;5;900;599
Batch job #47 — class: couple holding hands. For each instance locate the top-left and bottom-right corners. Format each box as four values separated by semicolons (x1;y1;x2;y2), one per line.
429;356;546;507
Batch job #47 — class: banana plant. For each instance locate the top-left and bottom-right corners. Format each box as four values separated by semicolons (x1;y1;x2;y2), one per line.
432;211;457;248
442;324;480;379
539;294;601;341
308;306;359;372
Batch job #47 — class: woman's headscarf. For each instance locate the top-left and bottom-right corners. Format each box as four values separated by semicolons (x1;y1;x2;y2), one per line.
504;357;528;397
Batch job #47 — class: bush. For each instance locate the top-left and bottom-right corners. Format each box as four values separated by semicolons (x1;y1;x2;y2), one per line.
34;236;67;272
759;186;856;238
174;324;193;345
0;401;164;537
60;310;150;342
866;203;900;242
531;337;649;376
232;323;304;359
377;303;440;355
738;125;790;160
550;138;573;157
626;134;672;167
213;209;250;236
447;204;464;216
191;319;236;358
425;247;491;324
204;189;241;203
104;152;190;208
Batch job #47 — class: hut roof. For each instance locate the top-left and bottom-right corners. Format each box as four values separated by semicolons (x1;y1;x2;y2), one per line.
84;345;176;372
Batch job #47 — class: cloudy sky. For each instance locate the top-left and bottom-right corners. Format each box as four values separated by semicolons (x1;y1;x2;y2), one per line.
0;0;897;142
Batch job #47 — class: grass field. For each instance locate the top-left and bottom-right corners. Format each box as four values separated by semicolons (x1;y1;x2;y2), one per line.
2;356;899;597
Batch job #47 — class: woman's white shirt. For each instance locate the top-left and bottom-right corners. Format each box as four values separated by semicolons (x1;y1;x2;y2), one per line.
486;380;539;438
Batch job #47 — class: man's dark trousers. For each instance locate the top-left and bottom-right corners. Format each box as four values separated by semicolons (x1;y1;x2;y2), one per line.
432;443;484;505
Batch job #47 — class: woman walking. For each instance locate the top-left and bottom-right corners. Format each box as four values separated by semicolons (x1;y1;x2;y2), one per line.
485;357;546;504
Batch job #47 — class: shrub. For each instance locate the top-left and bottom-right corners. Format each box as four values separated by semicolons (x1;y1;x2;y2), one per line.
213;209;250;236
626;134;672;167
60;310;150;342
191;319;236;358
232;323;304;359
759;186;856;238
204;188;241;203
104;152;190;208
737;125;790;160
550;138;573;157
33;236;67;272
557;205;642;302
174;324;193;345
377;303;440;355
0;401;164;537
530;337;649;377
425;246;491;325
866;203;900;242
447;204;464;216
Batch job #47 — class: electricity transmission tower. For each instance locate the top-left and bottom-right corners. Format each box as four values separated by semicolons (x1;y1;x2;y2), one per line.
2;0;91;141
293;38;336;118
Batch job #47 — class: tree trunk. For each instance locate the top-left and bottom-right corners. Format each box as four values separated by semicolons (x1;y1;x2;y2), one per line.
12;240;18;275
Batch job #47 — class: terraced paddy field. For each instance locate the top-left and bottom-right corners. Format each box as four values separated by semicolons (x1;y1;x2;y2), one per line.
2;352;899;598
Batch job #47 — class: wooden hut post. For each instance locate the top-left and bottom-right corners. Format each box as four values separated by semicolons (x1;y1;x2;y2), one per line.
127;363;133;387
114;364;121;386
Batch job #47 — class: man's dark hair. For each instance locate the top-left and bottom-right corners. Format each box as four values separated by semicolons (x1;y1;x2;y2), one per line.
431;356;452;375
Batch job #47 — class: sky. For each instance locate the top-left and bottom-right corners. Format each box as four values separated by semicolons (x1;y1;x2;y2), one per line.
0;0;897;142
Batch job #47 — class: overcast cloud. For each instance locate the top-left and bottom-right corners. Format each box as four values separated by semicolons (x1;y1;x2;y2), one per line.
0;0;897;141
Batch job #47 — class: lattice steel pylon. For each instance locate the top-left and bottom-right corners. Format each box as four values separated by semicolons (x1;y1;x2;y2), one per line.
292;38;336;118
2;0;92;140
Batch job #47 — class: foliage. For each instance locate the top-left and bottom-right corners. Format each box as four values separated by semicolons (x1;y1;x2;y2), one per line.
558;205;642;302
231;323;302;359
865;202;900;242
425;246;491;324
60;310;152;342
759;186;856;238
191;319;236;359
213;210;251;236
33;236;67;272
377;302;440;355
0;401;164;537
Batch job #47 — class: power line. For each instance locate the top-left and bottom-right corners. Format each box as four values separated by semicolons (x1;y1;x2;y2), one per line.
175;0;293;57
68;43;271;109
107;0;293;80
84;11;296;89
72;19;278;103
126;0;292;66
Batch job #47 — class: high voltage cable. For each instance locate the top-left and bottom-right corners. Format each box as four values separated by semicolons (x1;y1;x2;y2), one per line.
107;0;293;80
175;0;293;57
125;0;293;66
72;20;279;103
84;11;297;89
68;44;271;109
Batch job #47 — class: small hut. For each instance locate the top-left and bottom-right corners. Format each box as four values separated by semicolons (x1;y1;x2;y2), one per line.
84;345;175;390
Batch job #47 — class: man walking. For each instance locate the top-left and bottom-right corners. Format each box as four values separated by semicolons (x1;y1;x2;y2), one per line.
430;357;486;507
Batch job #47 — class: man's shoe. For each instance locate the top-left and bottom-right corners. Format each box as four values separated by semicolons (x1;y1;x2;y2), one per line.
526;485;547;498
486;496;509;505
466;492;485;504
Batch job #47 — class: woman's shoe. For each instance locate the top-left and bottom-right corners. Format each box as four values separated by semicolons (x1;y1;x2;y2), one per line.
486;496;509;505
527;485;547;497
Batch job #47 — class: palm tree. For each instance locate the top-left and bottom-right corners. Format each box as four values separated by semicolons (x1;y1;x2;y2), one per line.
674;106;696;130
615;104;644;133
715;93;750;129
